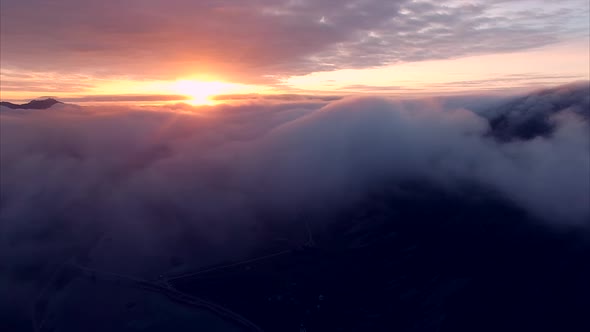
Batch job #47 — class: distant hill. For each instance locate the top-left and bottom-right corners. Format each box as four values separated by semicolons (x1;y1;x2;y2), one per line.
483;81;590;141
0;98;62;110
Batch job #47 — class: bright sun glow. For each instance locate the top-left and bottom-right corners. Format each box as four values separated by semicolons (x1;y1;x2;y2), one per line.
86;78;267;105
169;80;238;105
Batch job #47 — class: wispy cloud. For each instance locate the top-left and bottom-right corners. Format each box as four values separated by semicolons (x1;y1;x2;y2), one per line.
212;93;342;102
1;0;587;82
60;94;190;103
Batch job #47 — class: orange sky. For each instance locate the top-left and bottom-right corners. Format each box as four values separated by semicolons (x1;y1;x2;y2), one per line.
1;0;588;103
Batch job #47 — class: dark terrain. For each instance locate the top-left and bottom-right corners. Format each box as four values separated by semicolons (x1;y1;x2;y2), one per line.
169;186;590;332
0;98;61;110
30;185;590;332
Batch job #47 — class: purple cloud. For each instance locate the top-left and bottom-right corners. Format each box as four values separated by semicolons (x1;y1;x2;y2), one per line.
1;0;587;82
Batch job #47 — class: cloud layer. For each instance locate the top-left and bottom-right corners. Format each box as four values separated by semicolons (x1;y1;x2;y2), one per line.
1;84;589;328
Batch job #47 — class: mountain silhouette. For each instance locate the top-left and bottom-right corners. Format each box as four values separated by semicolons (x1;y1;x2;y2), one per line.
0;98;62;110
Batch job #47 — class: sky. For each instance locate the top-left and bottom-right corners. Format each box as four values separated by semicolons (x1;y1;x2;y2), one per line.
0;0;589;103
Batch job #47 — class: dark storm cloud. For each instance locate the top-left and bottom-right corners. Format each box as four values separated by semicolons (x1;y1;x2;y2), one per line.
0;0;587;81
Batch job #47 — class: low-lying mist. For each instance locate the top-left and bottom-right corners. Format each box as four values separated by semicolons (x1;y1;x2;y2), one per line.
1;83;589;328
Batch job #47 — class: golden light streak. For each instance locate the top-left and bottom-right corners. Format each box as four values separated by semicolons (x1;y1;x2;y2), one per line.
166;80;242;105
87;78;268;105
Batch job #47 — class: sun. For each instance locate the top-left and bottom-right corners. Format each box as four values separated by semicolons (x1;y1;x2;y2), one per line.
95;78;266;105
169;80;239;105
